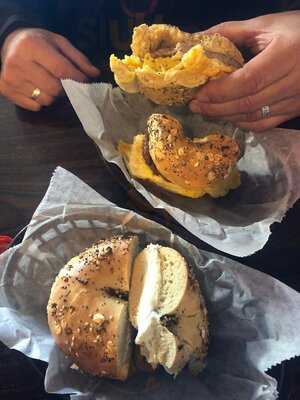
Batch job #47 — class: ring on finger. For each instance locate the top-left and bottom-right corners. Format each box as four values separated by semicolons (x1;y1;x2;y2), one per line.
28;86;54;106
261;105;271;119
225;107;274;123
31;87;41;100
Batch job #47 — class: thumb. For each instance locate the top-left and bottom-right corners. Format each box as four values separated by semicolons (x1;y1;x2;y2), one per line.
203;20;258;47
54;34;100;78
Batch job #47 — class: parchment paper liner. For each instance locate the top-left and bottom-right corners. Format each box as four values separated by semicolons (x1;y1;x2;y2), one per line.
0;167;299;400
61;81;300;256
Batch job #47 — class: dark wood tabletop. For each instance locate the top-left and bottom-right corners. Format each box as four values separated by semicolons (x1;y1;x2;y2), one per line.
0;94;300;399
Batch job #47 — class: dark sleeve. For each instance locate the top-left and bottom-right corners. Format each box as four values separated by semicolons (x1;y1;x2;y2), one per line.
0;1;49;50
282;0;300;10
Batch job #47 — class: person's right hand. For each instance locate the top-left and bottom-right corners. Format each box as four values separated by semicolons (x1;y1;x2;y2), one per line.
0;28;100;111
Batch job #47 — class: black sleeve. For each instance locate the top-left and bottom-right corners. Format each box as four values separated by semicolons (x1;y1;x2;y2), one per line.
0;1;50;50
281;0;300;9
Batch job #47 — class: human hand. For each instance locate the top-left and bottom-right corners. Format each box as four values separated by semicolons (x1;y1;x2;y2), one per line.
190;11;300;132
0;28;100;111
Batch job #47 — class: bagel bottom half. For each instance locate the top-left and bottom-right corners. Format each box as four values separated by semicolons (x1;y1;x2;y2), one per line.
138;82;199;106
119;133;240;198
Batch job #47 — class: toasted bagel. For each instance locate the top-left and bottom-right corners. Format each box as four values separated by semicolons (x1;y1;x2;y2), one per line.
48;236;209;380
148;113;240;191
47;235;139;381
119;114;240;198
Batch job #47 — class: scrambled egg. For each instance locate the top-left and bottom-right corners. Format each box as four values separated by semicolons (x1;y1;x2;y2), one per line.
110;45;234;92
119;135;240;199
110;24;243;105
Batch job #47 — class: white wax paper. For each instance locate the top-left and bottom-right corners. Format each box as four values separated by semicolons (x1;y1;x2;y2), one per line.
0;167;300;400
62;80;300;257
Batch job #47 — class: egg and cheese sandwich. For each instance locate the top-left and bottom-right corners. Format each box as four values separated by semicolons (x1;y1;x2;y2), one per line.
119;114;240;198
110;24;244;105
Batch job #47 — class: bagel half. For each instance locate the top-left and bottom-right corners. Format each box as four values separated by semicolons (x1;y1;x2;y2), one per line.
47;235;139;381
119;113;240;198
129;244;209;376
110;24;244;105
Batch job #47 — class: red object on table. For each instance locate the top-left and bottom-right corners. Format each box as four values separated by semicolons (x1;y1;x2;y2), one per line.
0;235;12;254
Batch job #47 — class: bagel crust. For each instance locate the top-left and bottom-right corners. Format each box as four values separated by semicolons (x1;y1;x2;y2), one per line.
47;235;139;381
138;83;198;106
118;114;241;198
148;113;240;191
110;24;244;105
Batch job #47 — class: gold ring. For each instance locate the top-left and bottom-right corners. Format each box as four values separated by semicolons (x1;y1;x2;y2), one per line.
31;88;41;100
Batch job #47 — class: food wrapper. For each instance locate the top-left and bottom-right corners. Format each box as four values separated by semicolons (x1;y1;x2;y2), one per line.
61;80;300;257
0;167;300;400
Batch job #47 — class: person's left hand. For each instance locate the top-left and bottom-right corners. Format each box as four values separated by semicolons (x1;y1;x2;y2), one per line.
190;11;300;132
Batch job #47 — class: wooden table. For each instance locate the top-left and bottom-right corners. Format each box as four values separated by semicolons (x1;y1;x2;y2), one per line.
0;95;299;399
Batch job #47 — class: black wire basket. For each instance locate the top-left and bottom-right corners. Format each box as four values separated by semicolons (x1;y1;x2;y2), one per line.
4;217;288;400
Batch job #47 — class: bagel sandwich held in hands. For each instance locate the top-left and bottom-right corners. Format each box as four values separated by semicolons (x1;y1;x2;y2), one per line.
47;235;208;381
119;113;241;198
110;23;244;106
